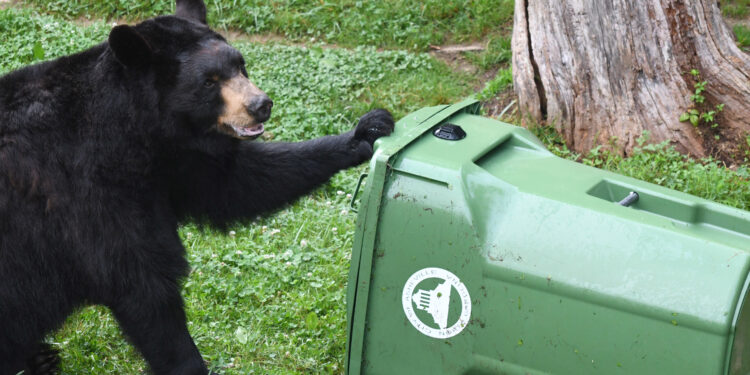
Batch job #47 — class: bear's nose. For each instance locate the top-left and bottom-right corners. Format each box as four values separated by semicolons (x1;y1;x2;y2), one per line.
247;95;273;123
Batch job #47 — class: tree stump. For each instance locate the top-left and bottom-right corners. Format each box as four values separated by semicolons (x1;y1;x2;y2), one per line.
512;0;750;160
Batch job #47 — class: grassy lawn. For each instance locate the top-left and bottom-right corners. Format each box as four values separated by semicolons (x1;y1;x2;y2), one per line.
1;2;749;375
18;0;514;51
723;0;750;18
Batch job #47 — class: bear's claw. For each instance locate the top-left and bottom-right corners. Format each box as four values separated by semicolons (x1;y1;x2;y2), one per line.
354;109;395;146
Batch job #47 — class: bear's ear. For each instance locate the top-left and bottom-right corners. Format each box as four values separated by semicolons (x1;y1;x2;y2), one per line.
175;0;207;25
108;25;153;68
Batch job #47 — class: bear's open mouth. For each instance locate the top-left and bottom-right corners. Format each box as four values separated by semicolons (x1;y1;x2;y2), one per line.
227;122;264;139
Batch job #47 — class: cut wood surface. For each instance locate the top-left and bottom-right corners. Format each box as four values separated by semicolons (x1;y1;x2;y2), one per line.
513;0;750;159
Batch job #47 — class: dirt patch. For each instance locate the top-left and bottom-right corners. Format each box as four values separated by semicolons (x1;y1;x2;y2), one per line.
429;51;479;75
220;29;349;51
724;17;750;29
483;90;518;121
74;16;128;27
429;44;500;87
429;43;492;87
428;42;518;121
222;30;290;45
695;118;749;168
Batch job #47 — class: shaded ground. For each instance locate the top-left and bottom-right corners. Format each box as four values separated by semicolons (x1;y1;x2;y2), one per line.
427;41;517;121
429;43;498;86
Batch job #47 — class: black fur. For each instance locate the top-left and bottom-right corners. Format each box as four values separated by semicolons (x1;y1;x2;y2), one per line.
0;2;393;374
24;344;59;375
176;0;208;25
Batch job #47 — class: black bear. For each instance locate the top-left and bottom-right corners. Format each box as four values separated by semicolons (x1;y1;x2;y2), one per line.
0;0;393;374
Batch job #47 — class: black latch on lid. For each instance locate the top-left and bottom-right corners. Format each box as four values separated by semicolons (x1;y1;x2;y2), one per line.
433;123;466;141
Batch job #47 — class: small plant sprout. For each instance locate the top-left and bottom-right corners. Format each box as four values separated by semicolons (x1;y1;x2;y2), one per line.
680;69;725;129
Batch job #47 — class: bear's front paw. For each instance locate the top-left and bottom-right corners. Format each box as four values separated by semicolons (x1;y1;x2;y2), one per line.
353;109;394;146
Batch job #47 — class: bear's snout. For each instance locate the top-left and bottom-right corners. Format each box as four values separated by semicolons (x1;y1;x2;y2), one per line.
247;95;273;124
216;74;272;139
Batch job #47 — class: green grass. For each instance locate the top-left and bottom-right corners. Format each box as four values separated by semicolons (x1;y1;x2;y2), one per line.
463;35;512;70
734;24;750;50
476;66;513;100
584;140;750;210
19;0;515;51
0;7;473;374
723;0;750;18
0;9;111;73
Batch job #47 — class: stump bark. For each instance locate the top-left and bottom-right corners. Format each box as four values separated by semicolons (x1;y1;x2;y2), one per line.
512;0;750;159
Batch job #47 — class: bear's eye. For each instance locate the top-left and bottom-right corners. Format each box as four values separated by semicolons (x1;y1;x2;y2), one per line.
204;79;216;88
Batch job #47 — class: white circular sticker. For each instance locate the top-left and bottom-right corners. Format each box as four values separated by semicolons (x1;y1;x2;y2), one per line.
402;267;471;339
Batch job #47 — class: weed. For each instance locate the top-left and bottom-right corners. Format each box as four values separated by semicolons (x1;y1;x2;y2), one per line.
526;122;580;160
679;69;725;130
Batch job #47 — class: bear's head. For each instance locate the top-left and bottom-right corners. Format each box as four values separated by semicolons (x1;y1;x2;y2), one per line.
107;0;272;140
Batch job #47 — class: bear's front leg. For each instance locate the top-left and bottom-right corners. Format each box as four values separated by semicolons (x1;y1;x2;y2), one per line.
109;278;209;375
165;108;394;226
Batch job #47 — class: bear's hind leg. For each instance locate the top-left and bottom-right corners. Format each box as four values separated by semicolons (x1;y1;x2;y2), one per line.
109;282;209;375
0;316;59;375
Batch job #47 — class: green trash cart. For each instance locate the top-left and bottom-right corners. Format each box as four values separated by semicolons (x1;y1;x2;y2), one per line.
346;99;750;375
